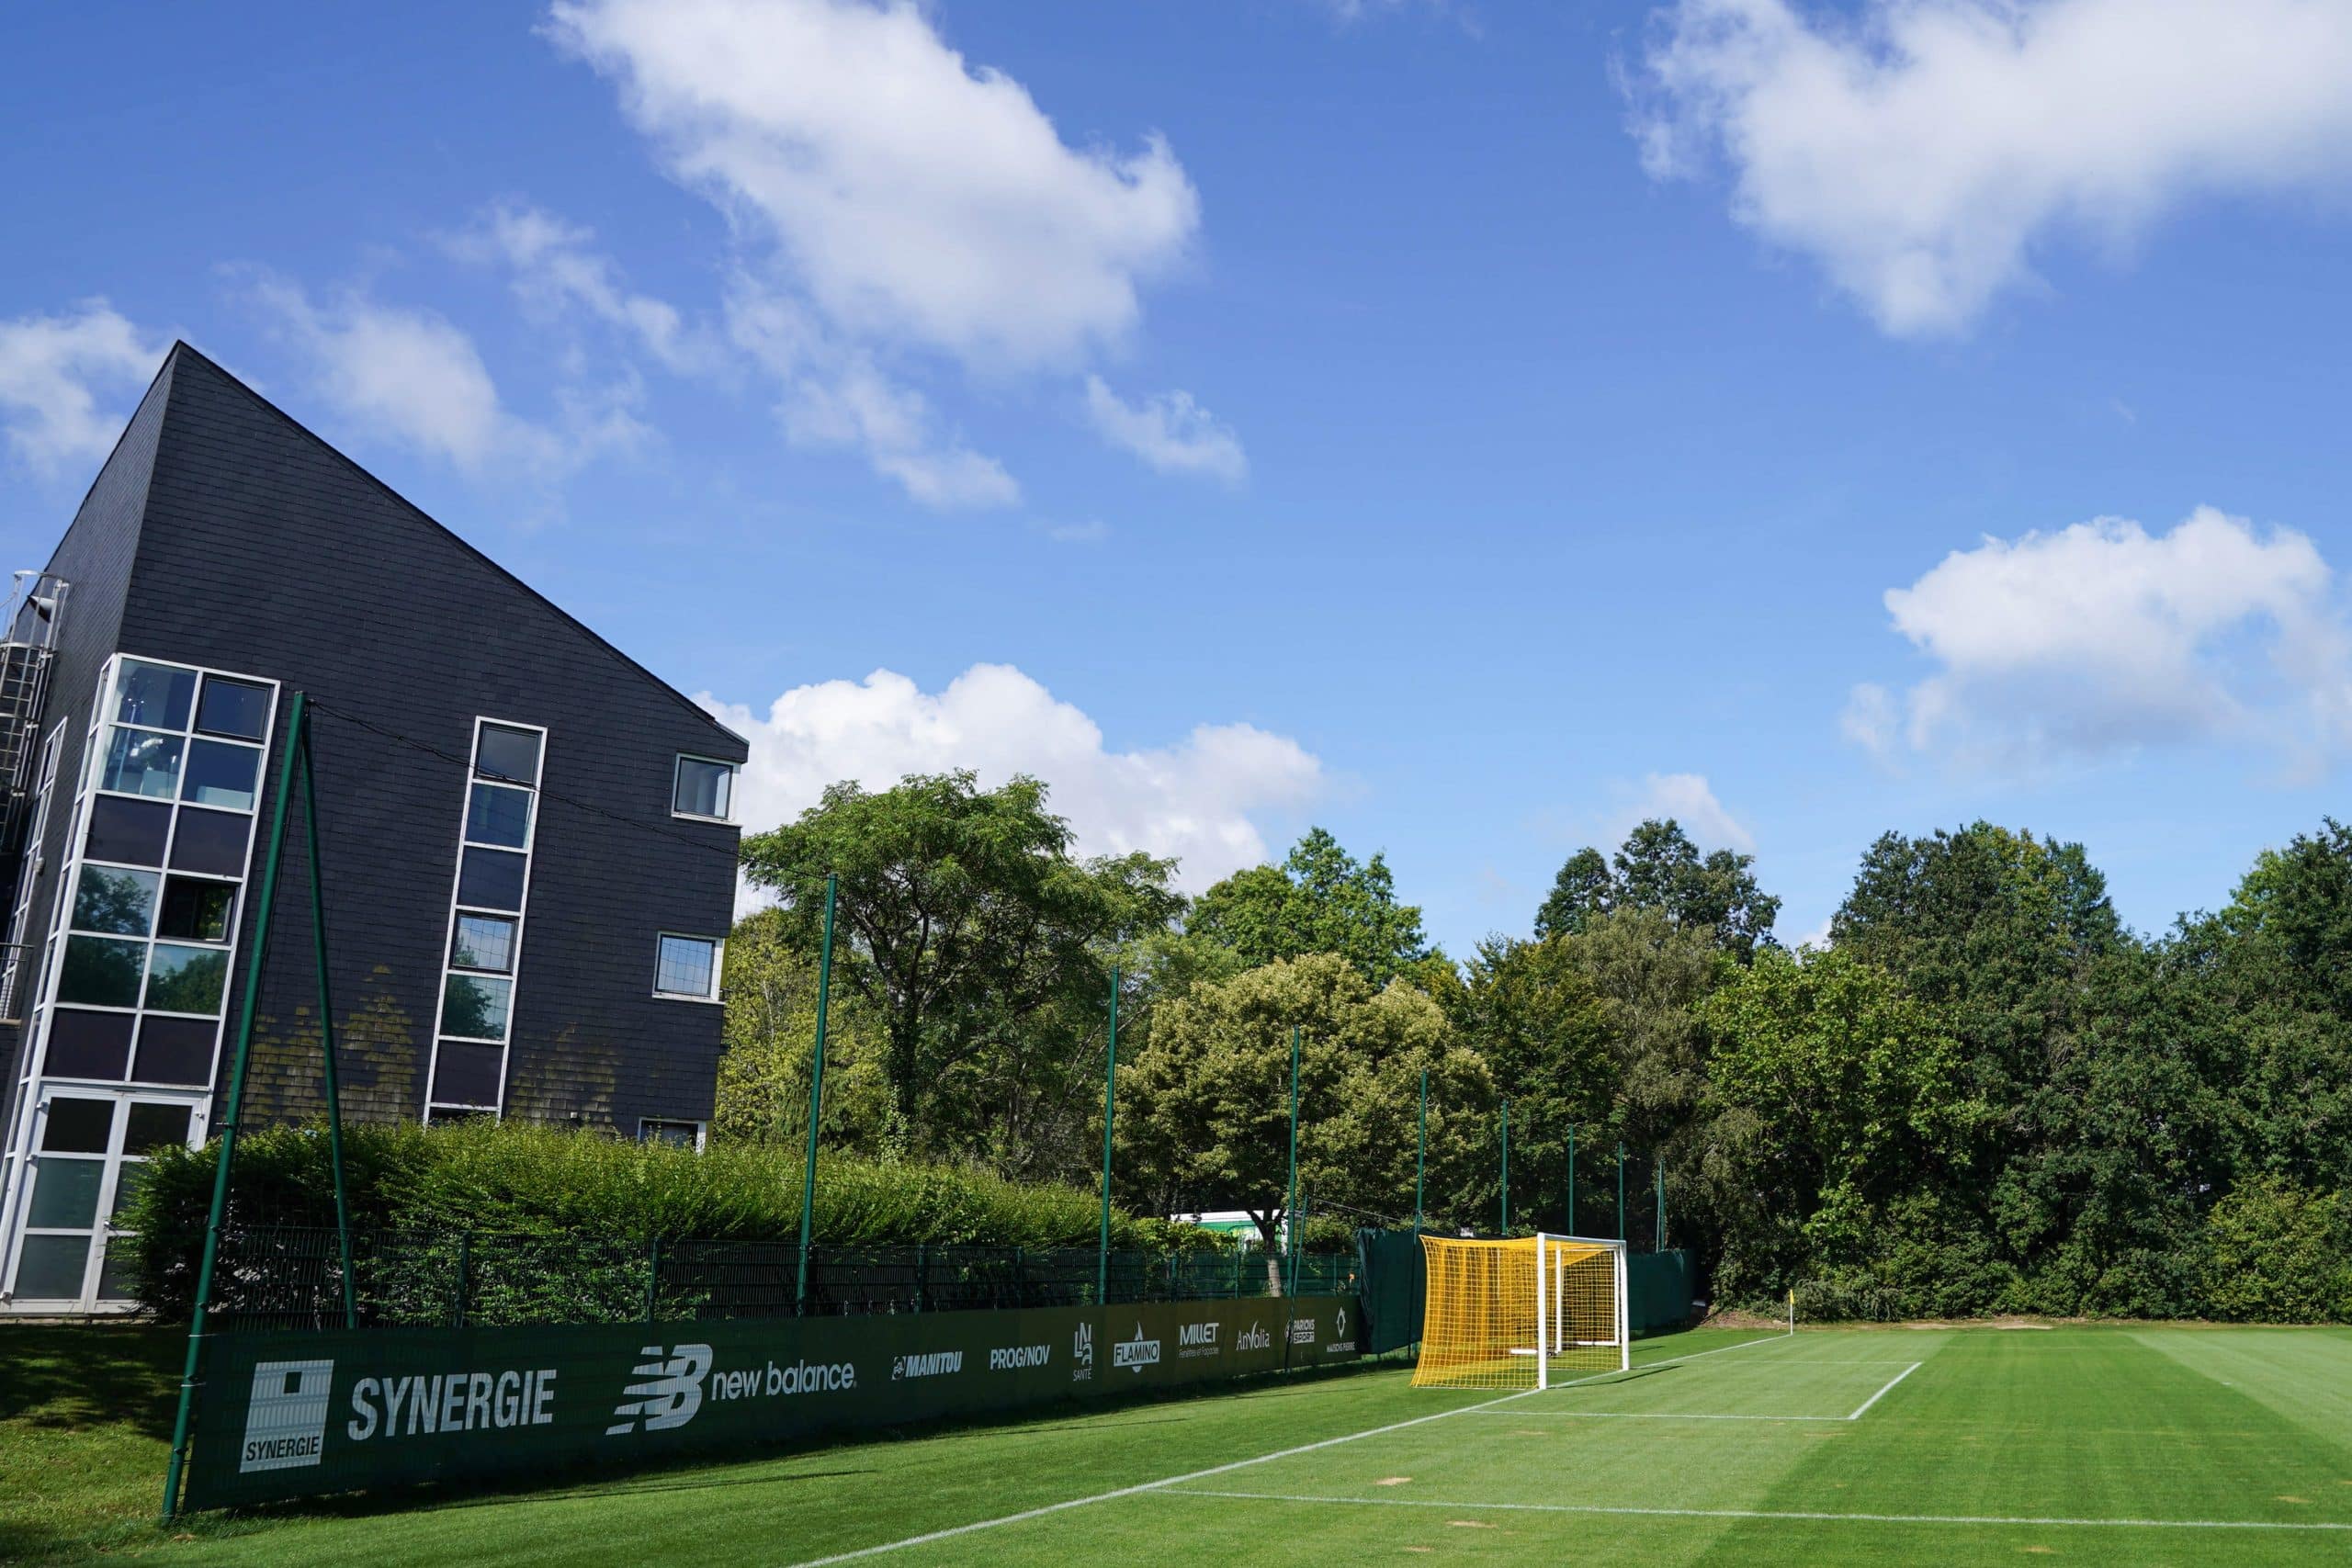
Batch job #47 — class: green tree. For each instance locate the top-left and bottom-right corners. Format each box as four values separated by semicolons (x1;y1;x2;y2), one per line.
1118;953;1490;1277
1699;947;1984;1309
738;771;1182;1164
710;909;891;1152
1188;828;1432;987
1452;935;1616;1233
1535;819;1781;961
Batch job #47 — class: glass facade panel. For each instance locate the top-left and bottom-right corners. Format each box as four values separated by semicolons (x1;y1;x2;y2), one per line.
181;739;260;810
440;974;513;1040
168;808;250;875
85;797;172;867
123;1102;193;1155
58;935;146;1009
157;877;235;942
451;913;515;973
674;757;734;820
144;943;229;1014
475;725;542;786
465;782;532;848
96;1240;140;1301
456;847;527;911
132;1017;217;1086
114;661;197;730
101;728;184;799
432;1043;504;1108
195;676;271;739
655;935;718;998
44;1010;135;1079
73;865;157;936
40;1098;113;1153
28;1156;105;1227
12;1234;91;1299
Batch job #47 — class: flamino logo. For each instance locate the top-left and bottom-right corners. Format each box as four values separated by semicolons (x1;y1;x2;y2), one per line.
1112;1323;1160;1373
607;1344;712;1435
239;1359;334;1473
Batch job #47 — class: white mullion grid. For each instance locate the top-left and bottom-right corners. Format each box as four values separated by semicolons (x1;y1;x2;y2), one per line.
424;716;545;1121
0;656;277;1306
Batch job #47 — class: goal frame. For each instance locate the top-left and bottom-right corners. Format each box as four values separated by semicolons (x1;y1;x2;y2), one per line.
1533;1231;1630;1388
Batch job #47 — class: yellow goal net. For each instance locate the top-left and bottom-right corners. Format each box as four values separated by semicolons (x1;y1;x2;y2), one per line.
1411;1233;1628;1390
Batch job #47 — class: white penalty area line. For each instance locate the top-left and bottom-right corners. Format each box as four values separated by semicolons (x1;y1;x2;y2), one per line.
782;1330;1804;1566
1152;1489;2352;1535
1846;1361;1921;1421
1473;1355;1923;1426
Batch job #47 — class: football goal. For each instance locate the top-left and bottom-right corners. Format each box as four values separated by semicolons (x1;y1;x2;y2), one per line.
1411;1233;1628;1391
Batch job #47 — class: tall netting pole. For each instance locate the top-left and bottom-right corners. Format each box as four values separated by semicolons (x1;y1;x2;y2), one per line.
294;712;356;1327
794;873;838;1314
1413;1067;1426;1235
1097;965;1118;1304
162;689;309;1521
1656;1156;1667;1252
1498;1099;1510;1235
1566;1123;1577;1236
1283;1025;1300;1294
1616;1142;1626;1242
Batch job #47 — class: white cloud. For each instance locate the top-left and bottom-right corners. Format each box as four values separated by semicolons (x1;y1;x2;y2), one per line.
1083;376;1247;483
248;274;643;479
1854;506;2352;770
0;301;164;476
546;0;1198;371
451;203;718;374
699;662;1324;895
1618;772;1756;853
543;0;1233;501
1629;0;2352;335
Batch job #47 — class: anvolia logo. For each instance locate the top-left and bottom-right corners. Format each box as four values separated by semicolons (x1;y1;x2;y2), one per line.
1233;1322;1272;1352
1111;1323;1160;1372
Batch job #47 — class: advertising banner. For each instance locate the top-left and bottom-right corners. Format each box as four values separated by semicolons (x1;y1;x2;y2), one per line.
184;1294;1361;1511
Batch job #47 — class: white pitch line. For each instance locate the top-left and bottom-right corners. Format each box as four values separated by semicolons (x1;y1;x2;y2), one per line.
1845;1361;1921;1421
782;1331;1803;1566
1461;1409;1842;1422
1156;1488;2352;1534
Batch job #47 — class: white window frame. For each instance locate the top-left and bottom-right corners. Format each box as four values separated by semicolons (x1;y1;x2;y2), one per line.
638;1117;707;1152
651;931;724;1004
423;716;547;1122
670;754;738;825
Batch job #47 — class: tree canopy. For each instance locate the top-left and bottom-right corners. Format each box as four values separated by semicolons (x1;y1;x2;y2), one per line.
1535;818;1781;960
1188;828;1432;987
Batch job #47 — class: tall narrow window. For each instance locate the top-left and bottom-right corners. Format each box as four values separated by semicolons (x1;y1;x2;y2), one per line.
424;717;546;1122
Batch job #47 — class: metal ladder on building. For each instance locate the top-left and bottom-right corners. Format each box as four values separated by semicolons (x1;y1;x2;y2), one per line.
0;570;69;1023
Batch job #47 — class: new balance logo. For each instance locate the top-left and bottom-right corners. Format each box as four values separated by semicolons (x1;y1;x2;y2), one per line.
607;1344;711;1435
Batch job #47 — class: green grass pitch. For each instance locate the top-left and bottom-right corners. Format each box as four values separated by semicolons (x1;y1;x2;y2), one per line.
8;1322;2352;1564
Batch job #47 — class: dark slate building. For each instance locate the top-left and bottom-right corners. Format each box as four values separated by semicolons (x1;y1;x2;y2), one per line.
0;344;745;1314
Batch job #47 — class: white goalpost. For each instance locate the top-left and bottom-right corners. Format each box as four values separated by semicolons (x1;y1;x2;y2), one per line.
1413;1231;1629;1391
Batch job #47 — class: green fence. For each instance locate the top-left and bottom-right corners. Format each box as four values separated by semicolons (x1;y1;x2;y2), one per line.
181;1293;1363;1513
196;1225;1354;1332
1628;1249;1696;1333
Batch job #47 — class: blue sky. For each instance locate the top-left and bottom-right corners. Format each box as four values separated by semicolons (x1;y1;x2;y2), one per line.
7;0;2352;954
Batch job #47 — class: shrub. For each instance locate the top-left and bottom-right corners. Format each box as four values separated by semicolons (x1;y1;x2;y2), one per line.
2199;1177;2352;1324
123;1119;1169;1321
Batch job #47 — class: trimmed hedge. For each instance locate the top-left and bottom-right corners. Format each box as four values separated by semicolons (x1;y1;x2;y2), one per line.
123;1120;1201;1321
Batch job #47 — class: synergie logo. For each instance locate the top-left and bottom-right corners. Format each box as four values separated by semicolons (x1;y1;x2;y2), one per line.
606;1344;712;1436
239;1359;335;1473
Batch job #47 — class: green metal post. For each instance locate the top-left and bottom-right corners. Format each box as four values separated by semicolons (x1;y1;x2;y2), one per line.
1283;1025;1300;1295
1657;1157;1668;1252
1413;1067;1427;1235
162;689;309;1521
295;720;356;1329
1566;1124;1577;1237
1498;1099;1510;1235
794;874;838;1314
1097;966;1118;1304
1616;1142;1626;1242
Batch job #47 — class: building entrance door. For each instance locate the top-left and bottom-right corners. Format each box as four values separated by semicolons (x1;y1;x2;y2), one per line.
2;1088;205;1313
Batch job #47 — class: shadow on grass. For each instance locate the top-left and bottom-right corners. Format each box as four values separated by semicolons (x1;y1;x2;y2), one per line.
0;1321;184;1439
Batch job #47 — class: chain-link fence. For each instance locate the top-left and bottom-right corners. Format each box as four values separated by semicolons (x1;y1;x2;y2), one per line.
204;1225;1354;1331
